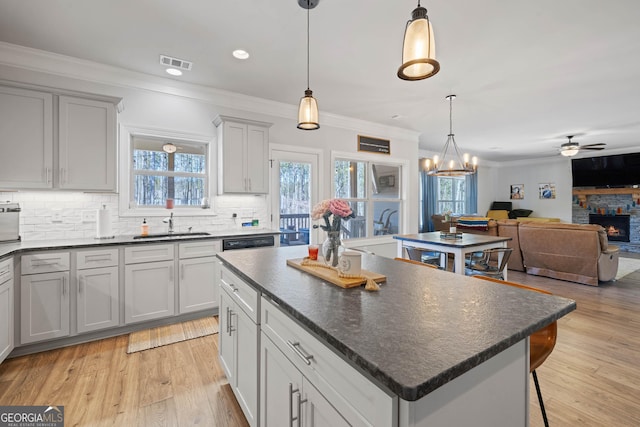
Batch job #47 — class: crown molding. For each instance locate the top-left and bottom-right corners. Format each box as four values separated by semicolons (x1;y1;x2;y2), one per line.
0;42;419;142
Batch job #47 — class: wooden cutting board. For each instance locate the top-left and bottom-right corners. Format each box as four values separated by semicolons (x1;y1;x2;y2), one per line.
286;258;386;289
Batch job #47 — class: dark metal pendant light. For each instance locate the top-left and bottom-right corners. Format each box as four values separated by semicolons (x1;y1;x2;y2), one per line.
398;1;440;81
297;0;320;130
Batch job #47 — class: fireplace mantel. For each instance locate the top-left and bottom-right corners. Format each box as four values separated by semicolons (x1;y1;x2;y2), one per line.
573;188;640;203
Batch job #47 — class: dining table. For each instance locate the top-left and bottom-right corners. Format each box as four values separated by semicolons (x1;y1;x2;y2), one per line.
394;232;512;279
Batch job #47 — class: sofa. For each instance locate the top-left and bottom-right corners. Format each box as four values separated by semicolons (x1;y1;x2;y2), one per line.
517;222;619;286
431;214;498;236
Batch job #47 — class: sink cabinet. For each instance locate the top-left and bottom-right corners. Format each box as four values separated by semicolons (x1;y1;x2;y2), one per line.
124;244;175;324
0;258;14;363
214;115;272;194
178;241;220;314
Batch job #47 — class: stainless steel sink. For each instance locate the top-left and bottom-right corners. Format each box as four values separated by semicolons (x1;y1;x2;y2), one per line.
133;232;211;239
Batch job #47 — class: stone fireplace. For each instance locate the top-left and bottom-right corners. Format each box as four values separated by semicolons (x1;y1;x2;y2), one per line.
572;189;640;253
589;214;630;242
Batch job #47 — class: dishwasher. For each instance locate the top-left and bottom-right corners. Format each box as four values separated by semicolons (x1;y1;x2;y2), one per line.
221;235;275;251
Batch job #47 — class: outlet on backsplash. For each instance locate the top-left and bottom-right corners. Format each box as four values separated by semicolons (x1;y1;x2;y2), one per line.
51;210;63;222
81;210;97;222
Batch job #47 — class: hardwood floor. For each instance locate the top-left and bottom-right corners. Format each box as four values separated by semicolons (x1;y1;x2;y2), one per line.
1;257;639;426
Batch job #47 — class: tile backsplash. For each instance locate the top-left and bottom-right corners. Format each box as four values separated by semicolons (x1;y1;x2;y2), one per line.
0;191;269;241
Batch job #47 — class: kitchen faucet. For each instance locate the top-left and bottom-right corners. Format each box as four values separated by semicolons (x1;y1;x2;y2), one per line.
163;212;174;234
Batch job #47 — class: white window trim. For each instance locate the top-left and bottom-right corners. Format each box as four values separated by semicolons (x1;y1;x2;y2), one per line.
330;150;409;240
119;124;217;217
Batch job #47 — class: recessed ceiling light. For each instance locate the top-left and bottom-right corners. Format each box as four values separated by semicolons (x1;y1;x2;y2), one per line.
233;49;250;60
166;68;183;76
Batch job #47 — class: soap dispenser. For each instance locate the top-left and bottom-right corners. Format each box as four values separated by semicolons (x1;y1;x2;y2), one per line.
141;218;149;236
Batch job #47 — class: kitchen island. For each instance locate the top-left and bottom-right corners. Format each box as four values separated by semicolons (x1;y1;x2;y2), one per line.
216;246;576;426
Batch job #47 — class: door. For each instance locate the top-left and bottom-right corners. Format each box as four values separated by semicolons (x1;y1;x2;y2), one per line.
303;377;351;427
0;278;13;363
124;260;174;324
179;256;218;313
20;272;70;344
218;287;235;384
77;266;119;333
234;305;259;427
261;334;302;427
271;148;320;245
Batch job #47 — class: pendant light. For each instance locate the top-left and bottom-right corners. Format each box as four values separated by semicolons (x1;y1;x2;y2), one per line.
398;1;440;81
297;0;320;130
424;95;478;176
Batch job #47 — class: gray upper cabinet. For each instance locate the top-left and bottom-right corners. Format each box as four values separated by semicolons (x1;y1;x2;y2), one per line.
0;86;54;189
214;115;272;194
58;96;117;191
0;85;119;192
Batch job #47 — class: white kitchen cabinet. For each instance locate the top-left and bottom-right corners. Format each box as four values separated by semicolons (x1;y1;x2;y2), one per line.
0;258;14;363
178;241;219;314
0;85;118;191
20;271;70;344
76;249;119;333
0;86;53;189
124;260;174;324
218;264;260;427
214;115;272;194
20;252;71;344
260;296;395;427
261;334;350;427
58;96;117;191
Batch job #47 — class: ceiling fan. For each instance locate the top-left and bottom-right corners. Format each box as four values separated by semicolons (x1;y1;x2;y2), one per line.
559;135;606;157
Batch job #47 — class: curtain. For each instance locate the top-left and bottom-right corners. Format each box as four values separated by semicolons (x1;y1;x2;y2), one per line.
419;162;439;232
465;172;478;215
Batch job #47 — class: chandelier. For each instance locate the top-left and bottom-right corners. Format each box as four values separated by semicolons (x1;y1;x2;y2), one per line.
424;95;478;176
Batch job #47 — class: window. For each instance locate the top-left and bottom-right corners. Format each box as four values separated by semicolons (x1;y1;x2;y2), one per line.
334;158;402;239
436;176;465;213
131;136;208;208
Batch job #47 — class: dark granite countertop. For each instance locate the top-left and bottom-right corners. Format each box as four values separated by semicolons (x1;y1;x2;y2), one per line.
0;228;281;259
217;246;576;401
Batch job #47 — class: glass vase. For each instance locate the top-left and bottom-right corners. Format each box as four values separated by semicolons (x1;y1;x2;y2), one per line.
322;231;344;267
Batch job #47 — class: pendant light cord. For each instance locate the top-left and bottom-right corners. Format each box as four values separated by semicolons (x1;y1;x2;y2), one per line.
306;0;310;90
449;95;453;135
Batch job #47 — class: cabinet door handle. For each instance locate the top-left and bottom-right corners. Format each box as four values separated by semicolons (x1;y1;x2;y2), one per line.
296;392;307;427
248;178;251;191
44;167;51;184
289;383;299;427
287;340;314;365
229;310;236;335
225;307;230;334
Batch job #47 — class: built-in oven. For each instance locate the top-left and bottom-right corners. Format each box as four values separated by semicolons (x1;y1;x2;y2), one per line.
221;235;275;251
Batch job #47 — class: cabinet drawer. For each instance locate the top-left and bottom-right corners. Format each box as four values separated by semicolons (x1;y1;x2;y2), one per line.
0;257;13;284
125;244;174;264
261;296;395;427
22;252;70;274
77;248;119;269
179;240;220;259
220;266;258;323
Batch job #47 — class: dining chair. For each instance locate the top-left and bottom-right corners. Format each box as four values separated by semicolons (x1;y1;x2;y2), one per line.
472;275;556;427
404;246;444;269
464;247;513;280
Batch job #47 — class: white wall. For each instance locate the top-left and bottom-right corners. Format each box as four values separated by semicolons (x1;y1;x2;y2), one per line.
493;157;574;221
0;44;420;240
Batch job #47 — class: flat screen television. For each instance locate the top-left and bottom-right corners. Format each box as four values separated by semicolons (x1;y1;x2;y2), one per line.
571;152;640;187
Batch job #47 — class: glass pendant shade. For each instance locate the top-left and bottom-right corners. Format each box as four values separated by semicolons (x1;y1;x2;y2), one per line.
297;89;319;130
398;4;440;80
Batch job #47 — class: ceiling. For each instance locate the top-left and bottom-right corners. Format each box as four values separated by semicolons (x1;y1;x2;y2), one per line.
1;0;639;161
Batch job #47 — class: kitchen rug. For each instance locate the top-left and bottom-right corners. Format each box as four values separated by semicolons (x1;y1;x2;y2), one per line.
127;316;218;354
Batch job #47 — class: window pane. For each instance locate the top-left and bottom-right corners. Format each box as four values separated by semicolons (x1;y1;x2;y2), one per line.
438;178;453;200
174;152;206;173
373;202;400;235
335;160;365;198
454;178;466;200
134;175;168;206
174;177;206;206
342;202;366;239
372;164;400;199
133;150;168;171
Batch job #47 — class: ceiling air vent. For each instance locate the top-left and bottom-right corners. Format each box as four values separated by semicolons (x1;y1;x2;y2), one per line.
159;55;193;71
